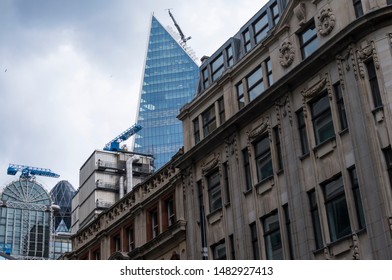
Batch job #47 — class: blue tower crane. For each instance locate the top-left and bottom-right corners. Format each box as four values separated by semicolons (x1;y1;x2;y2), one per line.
103;123;142;151
7;163;60;179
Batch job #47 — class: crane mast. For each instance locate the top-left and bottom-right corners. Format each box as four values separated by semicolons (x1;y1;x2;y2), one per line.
168;9;191;45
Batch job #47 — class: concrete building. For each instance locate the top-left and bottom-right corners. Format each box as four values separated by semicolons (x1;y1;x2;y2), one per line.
177;0;392;259
71;149;154;234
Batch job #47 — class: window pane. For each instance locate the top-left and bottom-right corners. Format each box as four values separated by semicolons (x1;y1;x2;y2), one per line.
263;213;283;260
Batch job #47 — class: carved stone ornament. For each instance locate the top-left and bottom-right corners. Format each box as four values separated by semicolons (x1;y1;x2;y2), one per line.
294;2;307;26
301;77;327;99
279;41;295;68
201;154;220;174
248;119;269;140
317;8;335;36
357;41;380;79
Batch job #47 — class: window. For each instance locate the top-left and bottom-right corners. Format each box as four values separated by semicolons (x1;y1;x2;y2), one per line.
283;205;294;259
254;12;269;43
334;82;348;131
265;57;273;86
226;45;234;67
323;176;351;242
254;134;273;182
212;240;227;260
112;234;121;253
388;0;392;5
271;2;280;26
211;54;224;82
349;167;365;230
299;21;319;59
297;109;309;155
308;190;323;249
243;29;251;53
365;59;383;108
273;127;283;171
218;97;225;124
237;82;245;109
223;162;230;204
383;147;392;186
127;226;135;251
147;207;159;240
202;68;209;89
193;118;200;144
243;149;252;191
262;212;283;259
202;105;217;137
247;66;264;101
229;234;236;259
311;93;335;145
250;222;260;259
162;196;175;230
353;0;364;18
207;170;222;212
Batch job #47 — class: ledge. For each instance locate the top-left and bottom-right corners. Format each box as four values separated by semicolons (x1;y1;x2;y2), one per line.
372;106;384;123
207;208;223;225
254;175;274;195
313;137;336;159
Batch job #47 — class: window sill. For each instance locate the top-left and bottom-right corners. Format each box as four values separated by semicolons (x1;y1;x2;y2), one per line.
299;152;310;161
243;188;253;196
276;169;284;176
254;175;274;195
313;137;336;159
207;208;223;225
338;128;349;136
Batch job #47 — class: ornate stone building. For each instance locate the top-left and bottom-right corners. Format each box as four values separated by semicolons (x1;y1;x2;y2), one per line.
177;0;392;259
67;0;392;260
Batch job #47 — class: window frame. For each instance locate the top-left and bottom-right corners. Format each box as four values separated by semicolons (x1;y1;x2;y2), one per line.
212;240;227;260
193;118;200;144
202;104;217;137
253;12;269;44
310;92;335;145
250;222;260;259
243;29;252;53
353;0;364;18
207;170;222;213
299;21;319;59
348;167;366;230
308;189;324;249
211;53;225;82
262;211;283;260
236;82;245;110
297;109;309;155
365;59;383;109
246;66;264;101
334;82;348;131
254;134;274;182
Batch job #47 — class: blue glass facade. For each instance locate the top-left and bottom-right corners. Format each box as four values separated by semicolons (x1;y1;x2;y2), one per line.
134;16;199;169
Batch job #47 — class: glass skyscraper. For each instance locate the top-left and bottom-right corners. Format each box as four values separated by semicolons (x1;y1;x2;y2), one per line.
134;15;199;169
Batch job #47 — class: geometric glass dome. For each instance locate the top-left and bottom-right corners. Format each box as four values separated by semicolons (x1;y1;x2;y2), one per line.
0;179;53;260
50;180;75;233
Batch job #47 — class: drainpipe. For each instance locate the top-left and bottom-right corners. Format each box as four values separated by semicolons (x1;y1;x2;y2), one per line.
119;176;124;199
126;155;140;193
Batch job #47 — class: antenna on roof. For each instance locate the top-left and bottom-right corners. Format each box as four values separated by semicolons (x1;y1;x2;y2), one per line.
167;9;191;45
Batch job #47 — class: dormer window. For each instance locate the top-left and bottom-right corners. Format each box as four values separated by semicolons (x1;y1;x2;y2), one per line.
211;54;224;82
254;12;269;44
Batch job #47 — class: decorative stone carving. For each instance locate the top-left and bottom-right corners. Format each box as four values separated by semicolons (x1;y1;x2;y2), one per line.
201;154;220;174
352;233;360;260
294;2;307;26
336;50;351;89
279;41;295;68
225;133;238;161
275;95;292;126
317;8;335;36
301;77;327;99
248;119;270;140
357;41;380;79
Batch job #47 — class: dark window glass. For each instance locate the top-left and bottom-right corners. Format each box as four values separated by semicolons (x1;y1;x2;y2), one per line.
250;223;260;259
311;93;335;145
308;190;323;249
254;12;269;43
229;234;236;259
349;167;365;230
223;162;230;204
271;2;280;26
243;29;252;53
193;118;200;144
202;105;216;137
353;0;364;18
254;135;273;182
274;127;283;171
151;208;159;238
243;149;252;191
383;147;392;187
208;171;222;212
127;226;135;251
334;82;348;131
218;98;225;124
323;176;351;241
265;57;273;86
237;82;245;109
212;240;227;260
211;54;224;82
226;45;234;67
365;59;383;108
388;0;392;5
300;21;319;59
297;109;309;155
262;212;283;260
247;66;264;101
283;205;294;259
202;68;209;89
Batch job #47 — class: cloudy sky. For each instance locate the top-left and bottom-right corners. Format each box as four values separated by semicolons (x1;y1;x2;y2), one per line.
0;0;268;190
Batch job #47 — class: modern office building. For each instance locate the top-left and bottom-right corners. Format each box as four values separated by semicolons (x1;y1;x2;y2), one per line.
133;14;199;170
0;179;56;260
50;180;75;259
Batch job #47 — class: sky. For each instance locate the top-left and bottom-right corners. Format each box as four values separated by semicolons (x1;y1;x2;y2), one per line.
0;0;268;191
